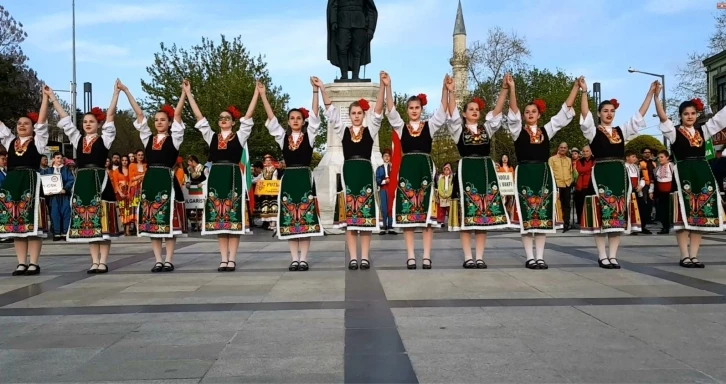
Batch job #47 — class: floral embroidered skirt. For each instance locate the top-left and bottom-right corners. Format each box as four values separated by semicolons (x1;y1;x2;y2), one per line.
449;156;510;231
137;166;187;238
0;169;47;238
202;163;249;236
670;159;725;231
581;160;639;234
393;153;438;228
511;162;559;234
334;159;380;231
277;167;323;240
67;168;121;242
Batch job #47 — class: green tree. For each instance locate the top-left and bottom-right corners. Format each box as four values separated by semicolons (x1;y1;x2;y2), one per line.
141;35;289;163
109;110;144;156
378;92;409;153
625;135;666;156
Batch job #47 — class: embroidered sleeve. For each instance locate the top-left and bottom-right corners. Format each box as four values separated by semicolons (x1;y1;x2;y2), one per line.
447;108;463;142
658;119;677;144
170;120;184;150
621;112;645;140
0;123;15;150
368;111;383;139
506;109;523;140
101;121;116;149
265;117;286;149
702;105;726;140
237;117;253;146
543;103;575;138
58;115;81;150
385;108;405;137
133;117;152;147
194;118;214;146
428;105;447;137
33;122;49;151
484;111;503;137
579;112;597;143
324;105;343;139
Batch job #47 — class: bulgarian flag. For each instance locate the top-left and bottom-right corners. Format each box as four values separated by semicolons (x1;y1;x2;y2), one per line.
387;131;402;213
240;143;255;210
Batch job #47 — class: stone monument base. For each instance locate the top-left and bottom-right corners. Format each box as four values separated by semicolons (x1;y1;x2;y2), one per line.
314;81;383;234
333;78;372;83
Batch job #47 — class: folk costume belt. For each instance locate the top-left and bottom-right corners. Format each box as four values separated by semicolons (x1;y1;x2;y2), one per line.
518;160;545;164
79;164;103;169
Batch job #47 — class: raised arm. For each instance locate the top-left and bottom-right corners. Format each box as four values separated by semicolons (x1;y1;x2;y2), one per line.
184;80;204;122
653;82;676;144
170;82;186;149
367;72;385;138
258;81;276;122
446;75;456;116
315;77;342;138
578;78;596;142
118;80;144;125
382;72;404;136
374;72;385;116
237;86;259;145
45;85;69;120
383;71;395;115
257;81;285;148
244;85;259;120
427;75;450;136
38;86;51;123
33;88;50;150
174;82;187;124
106;80;121;124
307;77;324;143
505;74;523;140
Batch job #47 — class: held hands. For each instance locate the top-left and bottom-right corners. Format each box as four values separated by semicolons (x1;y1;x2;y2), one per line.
256;81;266;96
380;71;390;86
505;73;515;90
573;76;584;90
42;85;54;97
578;77;587;92
182;79;192;95
311;76;324;91
653;81;662;97
445;74;454;92
116;79;128;92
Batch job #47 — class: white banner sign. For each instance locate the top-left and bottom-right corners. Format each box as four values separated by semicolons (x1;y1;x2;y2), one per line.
41;174;62;195
183;184;205;209
496;172;515;196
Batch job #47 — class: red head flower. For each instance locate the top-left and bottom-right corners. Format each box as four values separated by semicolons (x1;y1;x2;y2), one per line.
471;97;485;111
533;99;546;114
298;107;309;120
417;93;428;106
90;107;106;123
358;98;370;112
26;112;39;124
609;98;620;110
226;105;242;120
160;105;175;120
691;98;705;112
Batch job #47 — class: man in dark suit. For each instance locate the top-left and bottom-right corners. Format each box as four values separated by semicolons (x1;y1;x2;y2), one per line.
375;149;395;235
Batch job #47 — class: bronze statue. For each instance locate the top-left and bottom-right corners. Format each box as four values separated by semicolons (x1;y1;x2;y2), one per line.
326;0;377;81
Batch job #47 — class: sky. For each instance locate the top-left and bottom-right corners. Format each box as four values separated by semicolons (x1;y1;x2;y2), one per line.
6;0;723;142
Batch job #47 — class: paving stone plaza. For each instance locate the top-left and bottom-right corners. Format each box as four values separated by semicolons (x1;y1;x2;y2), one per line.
2;231;726;383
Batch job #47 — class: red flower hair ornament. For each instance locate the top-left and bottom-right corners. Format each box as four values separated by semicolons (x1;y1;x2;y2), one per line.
358;98;370;112
226;105;242;120
90;107;106;123
160;105;175;120
533;99;546;114
609;98;620;110
471;97;485;111
417;93;428;106
298;107;310;120
691;98;705;112
26;112;39;124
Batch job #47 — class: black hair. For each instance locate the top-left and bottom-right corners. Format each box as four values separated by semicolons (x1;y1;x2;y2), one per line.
286;108;309;132
112;152;121;158
406;96;422;107
188;155;200;164
657;149;670;157
253;161;263;169
598;100;614;112
40;154;47;159
624;150;637;157
678;100;698;116
52;151;62;158
641;147;651;154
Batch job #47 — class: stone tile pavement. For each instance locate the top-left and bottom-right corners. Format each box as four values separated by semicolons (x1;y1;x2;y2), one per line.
0;230;726;383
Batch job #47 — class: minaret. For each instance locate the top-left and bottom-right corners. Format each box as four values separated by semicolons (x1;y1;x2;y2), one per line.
450;0;468;106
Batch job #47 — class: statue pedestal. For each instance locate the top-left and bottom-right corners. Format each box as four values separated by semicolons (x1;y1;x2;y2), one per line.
314;82;383;234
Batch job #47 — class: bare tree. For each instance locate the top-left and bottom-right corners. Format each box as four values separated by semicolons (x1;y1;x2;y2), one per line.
464;27;530;100
0;5;28;64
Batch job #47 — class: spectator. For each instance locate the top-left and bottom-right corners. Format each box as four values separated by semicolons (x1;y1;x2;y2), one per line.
39;154;49;172
110;152;121;171
41;152;74;241
436;163;454;226
649;149;673;234
187;155;206;185
640;147;657;227
710;145;726;194
573;145;594;227
0;151;6;187
548;142;574;231
376;149;395;234
625;150;647;234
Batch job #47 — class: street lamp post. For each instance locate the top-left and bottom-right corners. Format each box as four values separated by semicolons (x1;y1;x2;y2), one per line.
628;67;667;147
71;0;77;158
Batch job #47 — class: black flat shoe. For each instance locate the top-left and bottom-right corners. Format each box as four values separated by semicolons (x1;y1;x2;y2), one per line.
642;229;652;235
151;262;164;273
298;261;309;271
536;260;548;270
348;259;359;270
462;259;475;269
525;259;539;270
288;261;299;271
11;264;27;276
476;259;487;269
379;231;386;235
406;258;416;270
690;258;705;268
96;263;108;274
161;262;174;272
658;229;669;235
388;230;397;235
598;258;614;269
679;257;695;268
218;261;228;272
360;259;370;270
422;258;432;270
25;263;40;275
226;261;236;272
87;263;99;274
608;258;621;269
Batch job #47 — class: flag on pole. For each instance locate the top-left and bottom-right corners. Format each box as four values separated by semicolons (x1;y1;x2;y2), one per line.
241;143;255;211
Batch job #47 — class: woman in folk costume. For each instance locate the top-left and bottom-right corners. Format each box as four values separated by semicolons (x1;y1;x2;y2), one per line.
128;149;146;232
385;73;449;270
255;155;279;231
122;80;187;273
185;82;259;272
258;79;324;271
507;75;580;270
654;83;726;268
446;74;509;269
47;81;122;273
579;79;654;269
328;71;385;270
435;163;453;225
1;89;50;276
115;155;133;236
